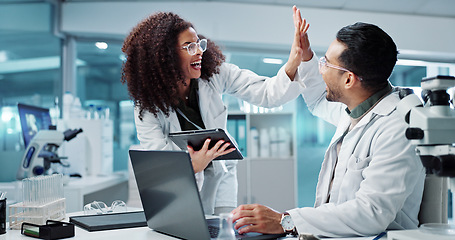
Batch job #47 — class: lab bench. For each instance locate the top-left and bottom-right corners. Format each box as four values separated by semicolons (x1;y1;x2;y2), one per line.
0;210;384;240
0;172;129;213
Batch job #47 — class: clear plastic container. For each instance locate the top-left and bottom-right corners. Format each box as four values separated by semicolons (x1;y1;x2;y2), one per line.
8;198;66;230
216;212;235;240
419;223;455;235
249;127;259;158
62;92;73;120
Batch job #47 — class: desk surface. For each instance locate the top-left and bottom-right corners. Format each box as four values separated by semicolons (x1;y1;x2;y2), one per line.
0;211;384;240
64;172;128;194
0;227;383;240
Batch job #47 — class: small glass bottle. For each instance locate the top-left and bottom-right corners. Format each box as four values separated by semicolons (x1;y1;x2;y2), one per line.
86;104;96;119
216;213;236;240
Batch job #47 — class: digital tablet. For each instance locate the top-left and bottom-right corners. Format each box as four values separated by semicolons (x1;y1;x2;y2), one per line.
168;128;244;160
69;211;147;232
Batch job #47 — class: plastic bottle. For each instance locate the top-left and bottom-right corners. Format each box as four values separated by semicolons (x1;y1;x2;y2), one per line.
96;106;103;119
103;106;110;119
62;91;73;120
50;96;60;124
86;104;96;119
278;127;291;157
216;213;235;240
249;127;259;158
72;97;83;119
269;127;278;157
259;128;270;157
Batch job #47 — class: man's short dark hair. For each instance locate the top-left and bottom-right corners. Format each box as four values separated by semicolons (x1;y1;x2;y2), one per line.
336;22;398;92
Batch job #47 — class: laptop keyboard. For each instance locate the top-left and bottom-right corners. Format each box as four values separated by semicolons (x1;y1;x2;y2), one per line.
208;225;243;238
208;225;220;238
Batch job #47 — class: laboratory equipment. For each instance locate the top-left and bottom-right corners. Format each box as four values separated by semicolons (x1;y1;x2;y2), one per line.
83;200;127;215
397;75;455;177
390;75;455;239
259;128;270;157
17;103;53;148
21;220;75;240
216;213;235;240
269;127;278;157
16;127;83;180
249;127;259;158
9;174;66;230
1;197;6;234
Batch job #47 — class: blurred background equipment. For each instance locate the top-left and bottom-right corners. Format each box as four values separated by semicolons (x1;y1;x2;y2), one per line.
391;75;455;239
9;174;65;230
16;103;83;180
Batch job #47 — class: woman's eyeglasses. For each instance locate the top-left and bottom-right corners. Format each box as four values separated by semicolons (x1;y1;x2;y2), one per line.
182;39;207;56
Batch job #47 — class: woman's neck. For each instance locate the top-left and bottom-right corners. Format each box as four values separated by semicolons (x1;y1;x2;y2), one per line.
178;79;191;102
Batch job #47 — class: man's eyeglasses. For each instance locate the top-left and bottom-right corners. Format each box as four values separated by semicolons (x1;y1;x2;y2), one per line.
318;56;362;80
182;39;207;56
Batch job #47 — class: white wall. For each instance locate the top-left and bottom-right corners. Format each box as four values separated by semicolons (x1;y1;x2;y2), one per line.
61;1;455;61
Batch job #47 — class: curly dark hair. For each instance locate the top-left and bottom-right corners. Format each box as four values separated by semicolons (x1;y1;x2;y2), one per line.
121;12;225;120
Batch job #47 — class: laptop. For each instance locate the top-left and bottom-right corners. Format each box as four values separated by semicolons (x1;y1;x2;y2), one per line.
129;150;286;240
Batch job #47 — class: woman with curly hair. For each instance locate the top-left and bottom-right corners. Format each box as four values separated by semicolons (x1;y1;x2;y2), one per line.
121;11;311;215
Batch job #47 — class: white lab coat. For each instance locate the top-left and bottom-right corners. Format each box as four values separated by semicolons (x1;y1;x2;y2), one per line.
288;56;426;237
134;62;304;215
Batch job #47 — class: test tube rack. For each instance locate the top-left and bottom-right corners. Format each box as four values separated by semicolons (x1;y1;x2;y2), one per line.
8;198;66;230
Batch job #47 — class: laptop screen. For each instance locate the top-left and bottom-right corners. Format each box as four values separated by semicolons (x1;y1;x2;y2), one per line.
129;150;212;240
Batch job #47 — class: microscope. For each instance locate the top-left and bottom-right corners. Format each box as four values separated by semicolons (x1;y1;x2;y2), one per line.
397;75;455;178
392;75;455;239
16;126;83;180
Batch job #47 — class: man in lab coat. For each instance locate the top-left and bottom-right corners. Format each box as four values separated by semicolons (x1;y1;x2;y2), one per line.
231;7;426;238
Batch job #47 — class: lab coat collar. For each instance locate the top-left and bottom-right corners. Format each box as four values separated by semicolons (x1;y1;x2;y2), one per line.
349;90;399;131
346;84;392;118
368;89;399;117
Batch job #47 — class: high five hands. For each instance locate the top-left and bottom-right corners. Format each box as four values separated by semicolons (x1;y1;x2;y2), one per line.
285;5;313;80
231;6;315;235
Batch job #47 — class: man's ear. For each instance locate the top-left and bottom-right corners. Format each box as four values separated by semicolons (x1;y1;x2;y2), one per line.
344;72;357;89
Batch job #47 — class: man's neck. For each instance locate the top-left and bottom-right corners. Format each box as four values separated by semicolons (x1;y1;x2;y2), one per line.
345;91;373;111
345;84;393;118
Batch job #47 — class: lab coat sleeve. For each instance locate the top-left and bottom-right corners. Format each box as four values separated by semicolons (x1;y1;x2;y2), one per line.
296;54;348;127
134;106;174;150
209;62;305;108
287;115;424;237
134;107;205;190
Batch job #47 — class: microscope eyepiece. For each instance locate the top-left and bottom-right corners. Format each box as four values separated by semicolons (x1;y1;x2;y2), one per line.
63;128;83;141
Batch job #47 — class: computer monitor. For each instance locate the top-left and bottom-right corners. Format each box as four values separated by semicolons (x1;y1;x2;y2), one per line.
17;103;52;147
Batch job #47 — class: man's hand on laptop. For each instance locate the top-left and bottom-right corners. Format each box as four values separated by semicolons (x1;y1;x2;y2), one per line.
187;138;236;173
231;204;284;234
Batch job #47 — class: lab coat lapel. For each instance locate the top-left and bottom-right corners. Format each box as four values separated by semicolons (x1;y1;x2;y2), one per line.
315;116;350;206
196;80;228;174
330;117;351;145
168;110;181;133
329;95;397;203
